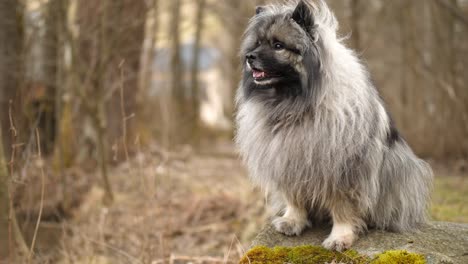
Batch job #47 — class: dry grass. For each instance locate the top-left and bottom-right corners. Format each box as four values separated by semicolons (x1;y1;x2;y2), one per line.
13;143;265;263
8;144;467;264
430;162;468;223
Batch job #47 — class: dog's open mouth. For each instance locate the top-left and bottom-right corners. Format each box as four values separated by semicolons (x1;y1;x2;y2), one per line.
252;68;278;82
252;69;267;80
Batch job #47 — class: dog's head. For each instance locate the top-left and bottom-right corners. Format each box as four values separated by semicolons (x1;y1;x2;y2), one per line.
240;0;337;101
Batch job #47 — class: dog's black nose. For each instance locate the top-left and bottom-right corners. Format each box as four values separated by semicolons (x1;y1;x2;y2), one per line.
246;53;257;61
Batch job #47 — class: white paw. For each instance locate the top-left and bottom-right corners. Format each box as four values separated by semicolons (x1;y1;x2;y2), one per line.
322;232;356;252
272;216;308;236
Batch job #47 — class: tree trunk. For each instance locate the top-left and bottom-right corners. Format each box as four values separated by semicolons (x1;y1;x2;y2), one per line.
138;0;159;99
430;0;465;157
399;0;426;151
0;0;23;158
51;0;73;210
0;0;29;258
190;0;207;146
350;0;362;51
105;0;146;150
214;1;254;123
170;0;184;100
74;0;146;157
168;0;187;146
136;0;159;144
41;0;61;154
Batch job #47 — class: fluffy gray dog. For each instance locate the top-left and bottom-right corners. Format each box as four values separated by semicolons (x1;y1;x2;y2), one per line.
235;0;433;251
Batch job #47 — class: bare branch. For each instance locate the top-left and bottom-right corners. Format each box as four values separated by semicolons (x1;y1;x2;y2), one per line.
434;0;468;26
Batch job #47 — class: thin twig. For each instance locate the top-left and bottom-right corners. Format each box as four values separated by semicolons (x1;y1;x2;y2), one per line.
119;60;131;163
434;0;468;27
7;100;15;264
223;235;236;264
80;236;143;264
28;129;46;263
233;234;248;261
7;101;29;261
8;101;17;138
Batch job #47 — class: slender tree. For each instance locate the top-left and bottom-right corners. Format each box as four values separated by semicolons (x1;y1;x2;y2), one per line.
168;0;187;146
190;0;207;144
170;0;183;101
350;0;362;51
50;0;73;210
0;0;29;258
139;0;159;97
65;0;146;202
430;0;467;157
0;0;23;158
214;1;255;119
105;0;146;147
134;0;161;146
41;0;62;153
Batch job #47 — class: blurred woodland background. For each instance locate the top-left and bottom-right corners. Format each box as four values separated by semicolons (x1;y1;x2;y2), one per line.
0;0;467;263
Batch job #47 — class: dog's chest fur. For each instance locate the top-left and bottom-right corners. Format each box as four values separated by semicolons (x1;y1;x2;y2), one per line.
236;98;372;203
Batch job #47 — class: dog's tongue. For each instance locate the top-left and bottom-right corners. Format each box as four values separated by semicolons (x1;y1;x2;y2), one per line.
253;70;266;79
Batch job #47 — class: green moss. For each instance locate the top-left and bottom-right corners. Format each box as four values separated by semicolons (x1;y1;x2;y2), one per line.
239;245;369;264
239;246;426;264
372;250;426;264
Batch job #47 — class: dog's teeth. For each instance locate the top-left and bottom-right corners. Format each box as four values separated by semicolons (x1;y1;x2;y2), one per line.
253;71;266;79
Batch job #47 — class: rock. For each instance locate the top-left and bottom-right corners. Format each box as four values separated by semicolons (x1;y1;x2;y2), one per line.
252;222;468;264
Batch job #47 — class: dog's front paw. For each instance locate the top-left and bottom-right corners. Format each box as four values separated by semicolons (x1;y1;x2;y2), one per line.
322;232;356;252
272;216;307;236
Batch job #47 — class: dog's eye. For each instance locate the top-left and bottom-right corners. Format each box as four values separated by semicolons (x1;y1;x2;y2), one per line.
274;42;284;50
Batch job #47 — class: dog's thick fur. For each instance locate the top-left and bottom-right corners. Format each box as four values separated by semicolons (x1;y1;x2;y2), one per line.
235;0;433;251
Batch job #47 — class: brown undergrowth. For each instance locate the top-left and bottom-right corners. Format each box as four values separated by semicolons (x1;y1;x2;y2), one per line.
12;143;265;263
9;144;468;263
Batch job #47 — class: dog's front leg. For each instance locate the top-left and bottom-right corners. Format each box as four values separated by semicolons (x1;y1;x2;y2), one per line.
322;200;364;252
272;200;310;236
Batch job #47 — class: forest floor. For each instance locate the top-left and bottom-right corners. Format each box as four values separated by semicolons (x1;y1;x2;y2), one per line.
8;142;468;264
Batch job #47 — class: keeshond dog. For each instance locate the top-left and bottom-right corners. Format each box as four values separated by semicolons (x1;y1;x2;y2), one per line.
235;0;433;251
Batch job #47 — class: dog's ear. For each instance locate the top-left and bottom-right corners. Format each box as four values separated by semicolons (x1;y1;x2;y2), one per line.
292;0;314;30
256;6;264;15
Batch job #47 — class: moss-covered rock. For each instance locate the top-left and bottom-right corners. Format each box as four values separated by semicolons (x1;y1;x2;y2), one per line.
372;250;426;264
240;246;426;264
240;245;367;264
251;222;468;264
